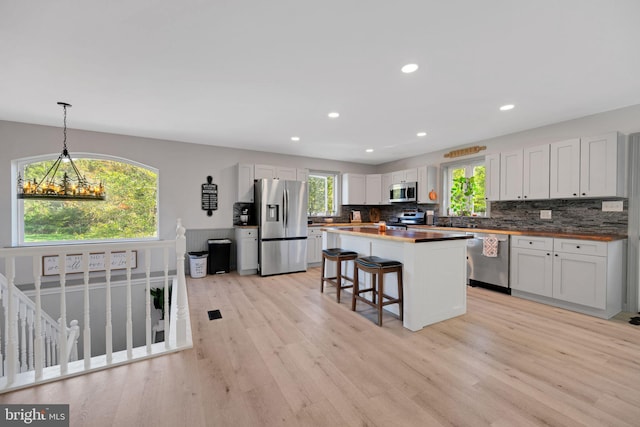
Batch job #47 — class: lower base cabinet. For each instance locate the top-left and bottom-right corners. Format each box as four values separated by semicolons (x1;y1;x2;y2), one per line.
307;228;323;265
235;228;258;275
510;235;625;319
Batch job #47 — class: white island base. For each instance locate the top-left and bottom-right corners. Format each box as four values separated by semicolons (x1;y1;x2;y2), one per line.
323;229;468;331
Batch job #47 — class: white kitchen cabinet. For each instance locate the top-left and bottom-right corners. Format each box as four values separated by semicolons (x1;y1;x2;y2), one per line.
417;166;439;203
365;174;382;205
342;173;366;205
522;144;550;199
510;236;554;297
580;132;626;198
391;168;418;184
552;251;607;309
237;163;255;203
307;227;323;265
499;149;523;200
549;138;581;198
549;132;627;199
297;168;309;182
235;228;259;275
254;164;297;180
511;235;625;319
484;153;500;201
381;173;393;205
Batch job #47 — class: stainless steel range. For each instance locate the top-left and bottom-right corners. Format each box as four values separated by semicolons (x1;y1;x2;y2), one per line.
396;209;426;226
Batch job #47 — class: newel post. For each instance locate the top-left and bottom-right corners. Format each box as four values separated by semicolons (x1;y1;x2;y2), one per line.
175;218;188;347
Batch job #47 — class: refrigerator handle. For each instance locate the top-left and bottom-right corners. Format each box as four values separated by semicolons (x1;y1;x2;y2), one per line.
283;190;288;229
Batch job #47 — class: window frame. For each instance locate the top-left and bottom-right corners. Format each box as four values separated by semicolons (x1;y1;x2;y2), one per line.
441;156;488;217
307;170;340;217
12;153;160;246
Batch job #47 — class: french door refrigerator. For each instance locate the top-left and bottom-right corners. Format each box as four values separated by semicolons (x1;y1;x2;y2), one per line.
255;179;308;276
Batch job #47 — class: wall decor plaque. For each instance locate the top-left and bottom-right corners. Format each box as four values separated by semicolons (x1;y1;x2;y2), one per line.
201;175;218;216
42;251;138;276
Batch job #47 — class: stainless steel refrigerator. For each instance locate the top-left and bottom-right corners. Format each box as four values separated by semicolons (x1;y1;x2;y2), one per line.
255;179;308;276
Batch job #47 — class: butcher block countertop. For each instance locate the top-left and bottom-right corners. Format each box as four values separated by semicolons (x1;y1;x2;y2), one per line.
322;226;472;243
409;225;627;242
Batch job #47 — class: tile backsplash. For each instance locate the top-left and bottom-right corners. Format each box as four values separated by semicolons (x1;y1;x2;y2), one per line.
339;198;628;235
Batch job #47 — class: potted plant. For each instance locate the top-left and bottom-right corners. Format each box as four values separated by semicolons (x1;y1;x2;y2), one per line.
150;285;172;320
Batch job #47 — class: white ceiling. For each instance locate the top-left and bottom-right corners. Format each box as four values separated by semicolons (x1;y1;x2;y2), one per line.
2;1;640;165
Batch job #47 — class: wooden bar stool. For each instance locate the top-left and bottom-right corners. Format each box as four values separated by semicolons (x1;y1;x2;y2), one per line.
352;256;403;326
321;248;358;303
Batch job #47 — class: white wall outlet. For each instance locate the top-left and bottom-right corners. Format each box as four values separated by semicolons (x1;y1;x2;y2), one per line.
540;210;552;219
602;201;624;212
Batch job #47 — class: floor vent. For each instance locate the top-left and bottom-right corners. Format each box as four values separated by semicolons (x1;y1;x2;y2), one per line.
208;309;222;320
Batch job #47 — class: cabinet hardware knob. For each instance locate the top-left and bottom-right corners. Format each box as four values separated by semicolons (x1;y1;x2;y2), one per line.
573;193;577;196
547;253;550;256
524;196;527;199
582;193;586;196
576;245;580;249
555;254;558;257
529;241;533;244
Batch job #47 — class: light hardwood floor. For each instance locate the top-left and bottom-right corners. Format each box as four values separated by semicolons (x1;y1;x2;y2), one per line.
2;268;640;426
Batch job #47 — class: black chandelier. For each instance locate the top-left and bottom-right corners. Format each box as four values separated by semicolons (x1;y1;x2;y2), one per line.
17;102;106;201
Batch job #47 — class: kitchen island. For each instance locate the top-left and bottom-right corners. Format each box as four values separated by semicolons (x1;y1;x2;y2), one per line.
323;227;472;331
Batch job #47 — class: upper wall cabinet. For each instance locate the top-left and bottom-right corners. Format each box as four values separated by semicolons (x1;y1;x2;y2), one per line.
296;168;309;182
499;149;524;200
550;132;626;198
484;153;500;201
381;173;393;205
237;163;255;203
254;164;298;180
580;133;626;198
417;166;439;203
499;144;550;201
342;173;366;205
365;174;382;205
549;138;581;198
391;168;418;184
523;144;550;200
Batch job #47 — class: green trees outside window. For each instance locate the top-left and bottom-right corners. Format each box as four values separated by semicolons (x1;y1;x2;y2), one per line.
307;172;337;216
449;164;486;216
21;158;158;243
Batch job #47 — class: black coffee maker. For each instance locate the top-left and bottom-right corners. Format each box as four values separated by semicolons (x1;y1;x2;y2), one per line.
240;208;250;225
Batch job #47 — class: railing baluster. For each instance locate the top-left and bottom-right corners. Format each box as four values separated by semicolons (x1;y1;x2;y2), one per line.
19;302;27;372
27;309;34;371
82;250;91;369
145;248;151;352
126;250;133;359
58;252;68;375
45;324;52;367
175;219;187;347
163;247;169;349
0;286;3;377
32;255;43;379
105;251;112;365
5;257;18;384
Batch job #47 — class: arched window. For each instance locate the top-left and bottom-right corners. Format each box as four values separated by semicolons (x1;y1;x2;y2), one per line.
14;154;158;245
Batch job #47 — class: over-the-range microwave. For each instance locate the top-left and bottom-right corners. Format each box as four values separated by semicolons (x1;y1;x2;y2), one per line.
389;182;417;203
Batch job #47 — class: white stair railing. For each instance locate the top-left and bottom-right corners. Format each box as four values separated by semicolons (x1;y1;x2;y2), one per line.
0;218;192;393
0;274;75;376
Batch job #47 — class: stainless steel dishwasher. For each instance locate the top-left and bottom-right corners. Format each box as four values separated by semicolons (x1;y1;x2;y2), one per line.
467;232;510;293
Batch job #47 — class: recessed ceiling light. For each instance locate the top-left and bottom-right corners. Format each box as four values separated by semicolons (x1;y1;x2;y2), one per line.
328;112;340;118
499;104;515;111
291;136;300;142
366;148;374;153
417;132;427;137
401;63;419;73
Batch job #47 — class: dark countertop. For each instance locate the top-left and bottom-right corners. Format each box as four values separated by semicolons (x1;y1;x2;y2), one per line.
322;226;472;243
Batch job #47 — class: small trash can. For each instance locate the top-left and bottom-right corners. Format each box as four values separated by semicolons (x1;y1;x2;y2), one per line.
188;251;208;278
207;239;232;274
